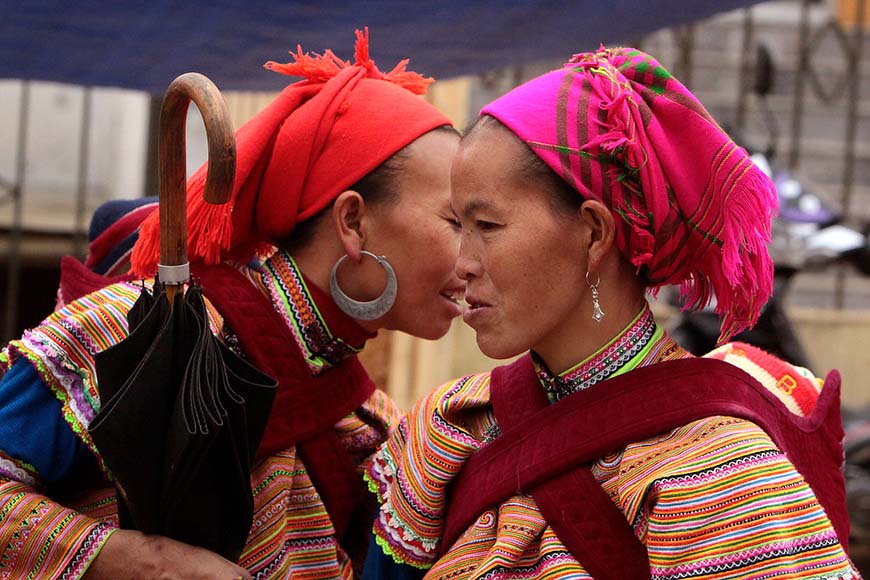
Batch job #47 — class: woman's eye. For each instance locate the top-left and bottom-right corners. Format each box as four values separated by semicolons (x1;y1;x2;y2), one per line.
476;220;500;232
445;215;461;229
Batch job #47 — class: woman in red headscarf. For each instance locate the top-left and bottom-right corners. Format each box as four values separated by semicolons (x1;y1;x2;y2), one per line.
0;30;463;579
364;47;860;579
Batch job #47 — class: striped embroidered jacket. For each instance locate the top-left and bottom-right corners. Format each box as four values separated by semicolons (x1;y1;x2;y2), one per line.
365;308;861;579
0;251;400;579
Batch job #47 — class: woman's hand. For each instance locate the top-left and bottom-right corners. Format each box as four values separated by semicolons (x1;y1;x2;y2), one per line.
84;529;251;580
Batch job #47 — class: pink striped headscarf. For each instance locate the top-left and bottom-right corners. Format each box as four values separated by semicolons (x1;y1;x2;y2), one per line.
481;46;777;342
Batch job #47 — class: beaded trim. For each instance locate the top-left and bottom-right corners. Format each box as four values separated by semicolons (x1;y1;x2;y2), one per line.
536;306;657;402
259;251;361;375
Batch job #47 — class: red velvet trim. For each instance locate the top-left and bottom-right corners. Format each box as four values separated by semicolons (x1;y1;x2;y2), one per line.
196;263;375;542
442;356;849;571
489;357;650;580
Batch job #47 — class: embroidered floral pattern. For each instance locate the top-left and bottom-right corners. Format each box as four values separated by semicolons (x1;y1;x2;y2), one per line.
535;305;656;402
259;251;361;375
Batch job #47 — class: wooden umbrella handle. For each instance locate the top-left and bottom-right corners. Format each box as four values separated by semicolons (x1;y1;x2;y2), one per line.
158;72;236;299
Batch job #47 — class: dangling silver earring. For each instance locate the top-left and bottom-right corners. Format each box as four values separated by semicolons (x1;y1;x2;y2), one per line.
330;250;397;320
586;271;605;323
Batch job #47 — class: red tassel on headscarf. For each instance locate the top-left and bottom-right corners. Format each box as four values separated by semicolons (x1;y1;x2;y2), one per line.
264;27;433;95
131;160;236;277
130;28;450;278
264;46;350;84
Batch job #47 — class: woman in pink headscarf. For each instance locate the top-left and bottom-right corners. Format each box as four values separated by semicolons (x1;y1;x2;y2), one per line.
362;47;860;579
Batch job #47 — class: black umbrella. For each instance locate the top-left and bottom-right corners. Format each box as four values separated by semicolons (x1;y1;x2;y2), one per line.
88;73;277;563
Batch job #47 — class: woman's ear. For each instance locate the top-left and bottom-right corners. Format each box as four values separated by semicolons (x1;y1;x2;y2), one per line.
580;200;617;273
331;190;367;262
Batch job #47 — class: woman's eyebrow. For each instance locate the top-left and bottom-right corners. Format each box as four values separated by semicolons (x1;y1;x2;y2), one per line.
459;199;497;218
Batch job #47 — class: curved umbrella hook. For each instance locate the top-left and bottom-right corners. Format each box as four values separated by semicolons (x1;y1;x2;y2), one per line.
158;72;236;303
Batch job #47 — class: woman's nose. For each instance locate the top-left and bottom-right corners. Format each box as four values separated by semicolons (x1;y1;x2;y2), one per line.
455;243;482;281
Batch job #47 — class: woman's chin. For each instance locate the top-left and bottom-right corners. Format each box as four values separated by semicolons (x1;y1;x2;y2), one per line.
397;315;454;341
476;335;525;361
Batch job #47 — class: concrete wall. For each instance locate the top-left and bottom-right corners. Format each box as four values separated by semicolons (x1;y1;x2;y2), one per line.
791;307;870;408
0;81;150;232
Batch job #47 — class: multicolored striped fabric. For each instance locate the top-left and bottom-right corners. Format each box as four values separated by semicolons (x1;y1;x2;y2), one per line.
2;280;148;466
0;251;400;579
0;390;397;580
366;312;859;578
259;251;363;374
535;304;675;403
0;481;115;579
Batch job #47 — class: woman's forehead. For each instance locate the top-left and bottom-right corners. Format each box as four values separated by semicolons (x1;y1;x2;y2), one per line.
455;126;526;183
451;163;553;222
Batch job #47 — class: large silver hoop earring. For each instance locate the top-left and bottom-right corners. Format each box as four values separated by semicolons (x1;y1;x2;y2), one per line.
329;250;397;320
586;271;605;323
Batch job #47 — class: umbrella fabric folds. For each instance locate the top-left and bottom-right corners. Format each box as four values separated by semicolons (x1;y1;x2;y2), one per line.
85;72;277;563
88;281;276;561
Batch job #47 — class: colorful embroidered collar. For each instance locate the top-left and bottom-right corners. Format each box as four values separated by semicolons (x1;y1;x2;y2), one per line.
535;304;668;402
257;250;374;375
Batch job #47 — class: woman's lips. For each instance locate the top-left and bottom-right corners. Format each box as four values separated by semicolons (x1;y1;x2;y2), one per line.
440;288;465;317
462;294;492;325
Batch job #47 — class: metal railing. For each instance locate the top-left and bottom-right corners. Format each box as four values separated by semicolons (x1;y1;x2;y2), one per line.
663;1;867;213
632;0;869;309
750;0;866;308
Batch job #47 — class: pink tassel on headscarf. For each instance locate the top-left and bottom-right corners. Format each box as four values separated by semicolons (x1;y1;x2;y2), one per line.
481;46;778;342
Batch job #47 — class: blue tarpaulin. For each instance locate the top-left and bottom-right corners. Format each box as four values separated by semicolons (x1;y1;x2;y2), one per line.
1;1;765;93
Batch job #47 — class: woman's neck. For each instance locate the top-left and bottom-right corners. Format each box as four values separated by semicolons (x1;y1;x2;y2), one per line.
534;303;657;402
290;237;382;335
258;249;374;374
289;239;342;301
533;292;649;375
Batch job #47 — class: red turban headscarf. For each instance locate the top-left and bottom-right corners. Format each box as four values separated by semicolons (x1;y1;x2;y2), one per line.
131;29;452;277
481;47;778;342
